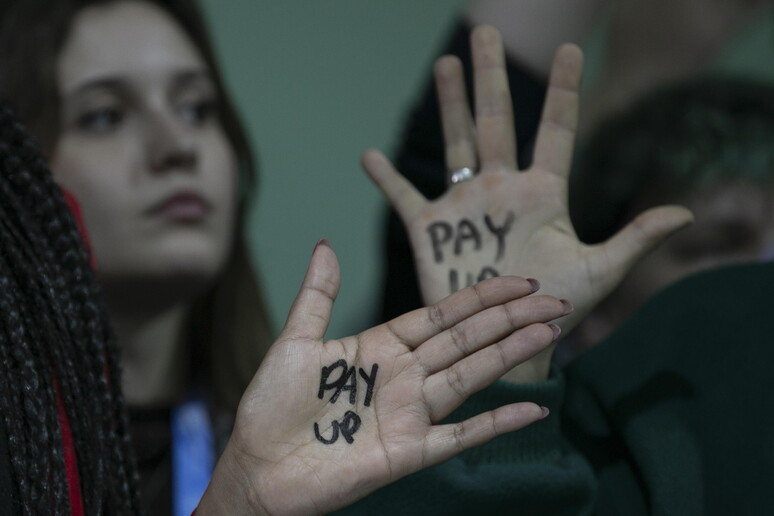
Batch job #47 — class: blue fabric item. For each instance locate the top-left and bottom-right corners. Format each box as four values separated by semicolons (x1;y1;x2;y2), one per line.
172;397;215;516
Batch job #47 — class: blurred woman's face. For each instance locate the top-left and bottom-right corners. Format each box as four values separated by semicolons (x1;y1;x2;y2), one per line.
52;0;238;298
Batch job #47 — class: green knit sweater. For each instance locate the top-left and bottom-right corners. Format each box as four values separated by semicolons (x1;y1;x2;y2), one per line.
337;262;774;515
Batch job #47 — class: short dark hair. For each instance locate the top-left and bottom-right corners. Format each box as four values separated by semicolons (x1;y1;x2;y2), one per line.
570;77;774;244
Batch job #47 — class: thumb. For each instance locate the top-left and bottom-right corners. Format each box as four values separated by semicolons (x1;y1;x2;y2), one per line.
602;204;694;286
281;239;340;342
361;149;426;222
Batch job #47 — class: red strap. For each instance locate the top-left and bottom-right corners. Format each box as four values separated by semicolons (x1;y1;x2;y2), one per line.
57;187;90;514
54;377;84;516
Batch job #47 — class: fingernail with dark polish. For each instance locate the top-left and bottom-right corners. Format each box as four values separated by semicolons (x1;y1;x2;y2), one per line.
527;278;540;292
560;299;574;314
549;323;561;341
314;238;332;252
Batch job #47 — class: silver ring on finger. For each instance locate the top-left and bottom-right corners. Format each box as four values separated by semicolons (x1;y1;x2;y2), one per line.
449;167;475;185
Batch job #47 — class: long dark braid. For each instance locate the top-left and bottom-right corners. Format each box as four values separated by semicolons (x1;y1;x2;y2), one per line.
0;104;140;514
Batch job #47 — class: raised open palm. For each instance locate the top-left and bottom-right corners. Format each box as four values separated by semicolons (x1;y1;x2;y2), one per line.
198;240;570;515
362;26;693;381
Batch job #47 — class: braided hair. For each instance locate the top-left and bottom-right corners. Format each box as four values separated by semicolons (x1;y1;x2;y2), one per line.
0;104;139;514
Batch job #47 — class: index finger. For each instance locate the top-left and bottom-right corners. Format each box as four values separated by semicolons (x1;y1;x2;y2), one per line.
384;276;540;350
281;240;340;342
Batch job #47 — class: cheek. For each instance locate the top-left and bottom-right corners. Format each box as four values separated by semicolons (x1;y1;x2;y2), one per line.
202;136;240;227
49;138;141;270
51;139;134;221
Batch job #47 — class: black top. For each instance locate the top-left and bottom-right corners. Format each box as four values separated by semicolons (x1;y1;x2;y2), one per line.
128;405;174;516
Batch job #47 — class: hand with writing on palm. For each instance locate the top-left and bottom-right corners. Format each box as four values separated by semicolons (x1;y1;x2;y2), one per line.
197;240;571;515
362;26;693;381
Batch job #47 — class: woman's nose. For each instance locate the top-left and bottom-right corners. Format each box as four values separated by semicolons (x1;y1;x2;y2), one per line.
146;111;197;173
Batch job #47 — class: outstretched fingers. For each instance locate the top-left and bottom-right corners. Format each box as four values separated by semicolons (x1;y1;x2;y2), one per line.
385;276;540;351
280;240;341;342
422;322;560;421
533;44;583;178
423;403;548;466
415;295;570;374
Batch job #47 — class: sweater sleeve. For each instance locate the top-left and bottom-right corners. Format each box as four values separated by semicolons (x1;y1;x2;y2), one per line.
334;370;596;516
562;262;774;516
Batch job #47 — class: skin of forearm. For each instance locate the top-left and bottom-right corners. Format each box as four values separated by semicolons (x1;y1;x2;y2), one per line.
196;444;269;516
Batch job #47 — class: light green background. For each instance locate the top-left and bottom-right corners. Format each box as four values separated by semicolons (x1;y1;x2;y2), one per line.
199;1;467;338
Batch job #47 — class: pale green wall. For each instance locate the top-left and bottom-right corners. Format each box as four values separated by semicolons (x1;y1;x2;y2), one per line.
198;1;467;338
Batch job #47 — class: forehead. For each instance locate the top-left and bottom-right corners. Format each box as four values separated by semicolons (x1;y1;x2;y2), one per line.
57;0;206;93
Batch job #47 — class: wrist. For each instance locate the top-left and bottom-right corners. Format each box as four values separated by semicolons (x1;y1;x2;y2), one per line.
196;441;268;516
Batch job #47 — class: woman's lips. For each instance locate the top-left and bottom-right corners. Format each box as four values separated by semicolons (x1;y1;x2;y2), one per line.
146;190;211;221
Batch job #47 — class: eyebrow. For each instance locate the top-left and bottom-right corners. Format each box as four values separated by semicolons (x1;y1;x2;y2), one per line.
64;69;213;98
171;69;213;87
65;77;130;98
169;70;216;96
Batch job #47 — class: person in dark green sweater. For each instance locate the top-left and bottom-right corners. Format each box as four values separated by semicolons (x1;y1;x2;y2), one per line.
348;19;774;515
340;262;774;515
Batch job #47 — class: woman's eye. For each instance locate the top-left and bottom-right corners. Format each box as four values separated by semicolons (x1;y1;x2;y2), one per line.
179;99;216;125
76;107;123;133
